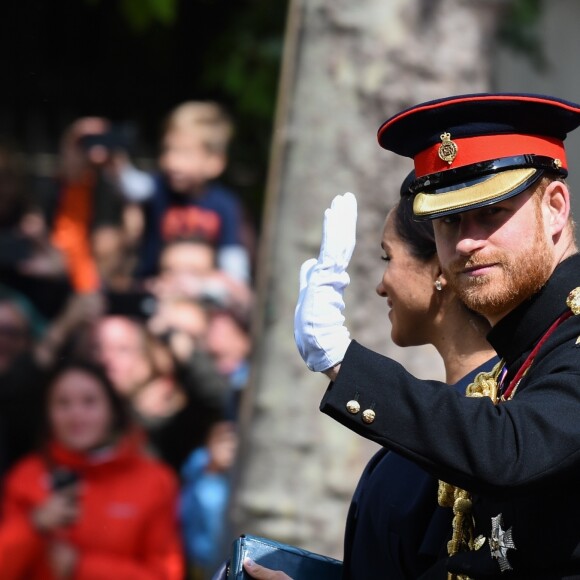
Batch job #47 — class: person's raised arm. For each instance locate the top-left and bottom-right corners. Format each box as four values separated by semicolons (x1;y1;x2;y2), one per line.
294;192;357;378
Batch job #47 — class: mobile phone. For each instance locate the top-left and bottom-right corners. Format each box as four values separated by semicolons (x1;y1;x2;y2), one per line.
105;290;157;319
50;468;80;491
78;124;135;153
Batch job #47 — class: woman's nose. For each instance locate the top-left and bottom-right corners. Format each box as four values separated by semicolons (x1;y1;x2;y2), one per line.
376;279;387;297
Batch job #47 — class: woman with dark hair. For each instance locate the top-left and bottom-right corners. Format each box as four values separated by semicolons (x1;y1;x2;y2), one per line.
244;184;498;579
334;195;497;579
0;360;184;579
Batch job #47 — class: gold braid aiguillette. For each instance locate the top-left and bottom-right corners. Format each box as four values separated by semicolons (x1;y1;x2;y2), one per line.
464;360;504;401
438;359;504;580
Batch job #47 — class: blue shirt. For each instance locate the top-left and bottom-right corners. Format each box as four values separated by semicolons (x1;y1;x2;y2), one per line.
137;176;244;277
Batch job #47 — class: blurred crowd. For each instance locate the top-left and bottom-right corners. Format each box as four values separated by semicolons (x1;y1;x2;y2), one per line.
0;102;255;579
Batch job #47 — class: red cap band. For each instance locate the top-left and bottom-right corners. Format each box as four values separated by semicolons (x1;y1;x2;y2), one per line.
414;133;567;177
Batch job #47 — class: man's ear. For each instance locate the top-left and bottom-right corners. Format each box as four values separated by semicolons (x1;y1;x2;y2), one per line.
542;180;570;239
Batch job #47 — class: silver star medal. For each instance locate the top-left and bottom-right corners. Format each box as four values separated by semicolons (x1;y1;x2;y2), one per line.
489;513;516;572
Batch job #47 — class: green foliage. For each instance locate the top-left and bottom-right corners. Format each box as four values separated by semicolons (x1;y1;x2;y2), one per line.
499;0;546;70
81;0;288;217
199;1;288;214
85;0;178;32
202;5;285;121
81;0;284;122
121;0;178;31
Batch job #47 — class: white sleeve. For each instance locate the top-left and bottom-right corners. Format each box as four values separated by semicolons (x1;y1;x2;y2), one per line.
117;164;155;202
217;245;251;283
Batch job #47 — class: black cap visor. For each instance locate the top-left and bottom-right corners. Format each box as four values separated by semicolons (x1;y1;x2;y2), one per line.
412;168;544;220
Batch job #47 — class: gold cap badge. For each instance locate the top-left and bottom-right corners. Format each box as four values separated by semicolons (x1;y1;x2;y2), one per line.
438;132;458;165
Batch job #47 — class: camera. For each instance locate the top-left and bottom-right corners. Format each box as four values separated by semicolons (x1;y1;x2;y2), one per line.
78;123;136;155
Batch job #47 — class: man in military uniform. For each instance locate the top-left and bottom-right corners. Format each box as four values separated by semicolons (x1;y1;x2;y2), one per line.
292;94;580;579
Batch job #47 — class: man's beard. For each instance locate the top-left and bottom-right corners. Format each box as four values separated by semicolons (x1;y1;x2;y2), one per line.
444;213;553;320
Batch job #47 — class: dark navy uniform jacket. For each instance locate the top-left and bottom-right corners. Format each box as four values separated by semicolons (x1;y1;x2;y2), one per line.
322;253;580;579
343;360;497;580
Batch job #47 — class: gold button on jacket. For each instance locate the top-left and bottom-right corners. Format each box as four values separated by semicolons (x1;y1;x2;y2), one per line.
362;409;376;424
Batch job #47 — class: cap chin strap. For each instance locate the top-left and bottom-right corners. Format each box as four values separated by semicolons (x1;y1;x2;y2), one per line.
409;154;566;195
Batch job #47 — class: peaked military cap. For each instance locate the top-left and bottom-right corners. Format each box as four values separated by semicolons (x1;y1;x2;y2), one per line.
378;93;580;219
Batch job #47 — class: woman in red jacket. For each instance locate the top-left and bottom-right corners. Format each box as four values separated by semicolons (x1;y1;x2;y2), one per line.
0;360;184;580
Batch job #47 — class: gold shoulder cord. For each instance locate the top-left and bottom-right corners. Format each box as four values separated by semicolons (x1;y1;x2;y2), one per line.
438;359;505;580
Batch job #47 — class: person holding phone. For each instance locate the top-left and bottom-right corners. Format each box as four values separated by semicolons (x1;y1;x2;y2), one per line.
0;360;184;579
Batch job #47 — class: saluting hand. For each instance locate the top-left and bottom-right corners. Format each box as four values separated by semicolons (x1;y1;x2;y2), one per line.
294;192;357;374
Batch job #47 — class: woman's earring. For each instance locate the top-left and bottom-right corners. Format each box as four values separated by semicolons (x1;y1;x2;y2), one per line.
434;279;443;291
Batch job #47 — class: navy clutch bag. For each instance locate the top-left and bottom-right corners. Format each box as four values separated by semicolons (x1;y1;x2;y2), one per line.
228;534;343;580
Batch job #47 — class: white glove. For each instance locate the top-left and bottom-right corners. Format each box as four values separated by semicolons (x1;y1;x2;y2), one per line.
294;192;357;372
